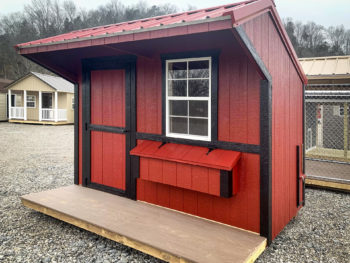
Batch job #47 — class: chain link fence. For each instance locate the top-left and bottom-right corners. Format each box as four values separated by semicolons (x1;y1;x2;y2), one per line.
305;90;350;183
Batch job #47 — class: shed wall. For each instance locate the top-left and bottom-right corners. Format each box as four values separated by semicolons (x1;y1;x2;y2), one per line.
135;44;261;233
243;12;304;239
66;93;75;123
0;93;7;121
77;30;262;233
9;75;55;92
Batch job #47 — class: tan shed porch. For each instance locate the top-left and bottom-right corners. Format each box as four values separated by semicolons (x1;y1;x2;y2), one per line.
8;89;69;123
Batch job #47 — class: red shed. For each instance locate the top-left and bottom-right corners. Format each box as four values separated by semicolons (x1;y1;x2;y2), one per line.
18;0;307;261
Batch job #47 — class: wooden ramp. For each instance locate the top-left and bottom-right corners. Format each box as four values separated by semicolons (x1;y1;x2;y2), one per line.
21;185;266;263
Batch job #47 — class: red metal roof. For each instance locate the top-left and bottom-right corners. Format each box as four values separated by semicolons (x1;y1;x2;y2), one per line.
14;0;307;83
16;0;255;48
130;140;241;171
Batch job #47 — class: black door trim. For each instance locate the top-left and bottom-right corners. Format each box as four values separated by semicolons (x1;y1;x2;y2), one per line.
82;55;137;199
88;124;128;134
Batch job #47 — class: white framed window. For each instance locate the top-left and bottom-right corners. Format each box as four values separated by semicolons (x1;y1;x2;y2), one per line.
72;97;75;110
166;57;211;141
26;95;36;108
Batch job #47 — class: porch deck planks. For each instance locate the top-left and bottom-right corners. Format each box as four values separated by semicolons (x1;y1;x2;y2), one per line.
21;185;266;263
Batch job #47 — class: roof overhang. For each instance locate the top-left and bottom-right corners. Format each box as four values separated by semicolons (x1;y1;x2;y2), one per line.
14;0;307;84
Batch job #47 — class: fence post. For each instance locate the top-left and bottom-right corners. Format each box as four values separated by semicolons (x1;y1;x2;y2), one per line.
344;102;348;159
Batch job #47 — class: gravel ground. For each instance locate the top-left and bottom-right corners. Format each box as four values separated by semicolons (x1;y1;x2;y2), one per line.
0;122;349;263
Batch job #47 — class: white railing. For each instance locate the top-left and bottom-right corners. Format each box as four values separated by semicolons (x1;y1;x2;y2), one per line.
10;107;24;119
41;108;67;121
41;109;54;120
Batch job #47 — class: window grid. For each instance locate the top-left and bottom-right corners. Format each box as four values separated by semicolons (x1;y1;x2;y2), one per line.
166;57;211;141
26;95;36;108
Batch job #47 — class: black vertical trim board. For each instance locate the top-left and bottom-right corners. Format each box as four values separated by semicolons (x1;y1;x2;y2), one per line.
124;65;132;199
81;55;137;198
296;145;300;207
161;59;166;135
260;79;272;244
129;61;138;200
211;54;219;142
74;83;79;185
160;49;220;142
220;170;232;198
82;63;90;187
232;26;273;244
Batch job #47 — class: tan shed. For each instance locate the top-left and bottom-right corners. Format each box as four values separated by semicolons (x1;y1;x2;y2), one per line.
5;72;74;124
0;78;13;121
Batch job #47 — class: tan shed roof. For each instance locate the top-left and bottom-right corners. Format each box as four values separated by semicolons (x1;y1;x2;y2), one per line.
5;72;74;93
299;56;350;78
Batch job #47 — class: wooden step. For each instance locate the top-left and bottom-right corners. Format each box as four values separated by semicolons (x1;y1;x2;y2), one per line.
21;185;266;263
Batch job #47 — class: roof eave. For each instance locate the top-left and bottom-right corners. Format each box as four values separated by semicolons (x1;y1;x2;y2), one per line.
15;15;233;53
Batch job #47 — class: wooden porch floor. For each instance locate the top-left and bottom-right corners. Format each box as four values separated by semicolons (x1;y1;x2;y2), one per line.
21;185;266;263
9;119;71;125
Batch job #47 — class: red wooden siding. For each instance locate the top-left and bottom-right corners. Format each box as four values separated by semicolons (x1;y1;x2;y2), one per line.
243;13;304;239
91;70;125;127
137;153;260;232
75;30;263;233
89;69;127;190
90;131;126;189
139;157;221;197
137;57;162;134
132;35;262;233
218;52;260;145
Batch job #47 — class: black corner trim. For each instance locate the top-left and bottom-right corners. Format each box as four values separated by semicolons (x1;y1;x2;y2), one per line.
160;49;220;142
260;79;272;245
296;145;300;207
74;83;79;185
88;124;127;134
220;170;232;198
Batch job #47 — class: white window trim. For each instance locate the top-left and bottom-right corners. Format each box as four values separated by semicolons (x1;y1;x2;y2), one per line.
165;57;211;141
71;97;75;110
26;95;36;108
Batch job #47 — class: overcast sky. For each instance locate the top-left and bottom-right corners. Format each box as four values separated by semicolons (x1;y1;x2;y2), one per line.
1;0;349;28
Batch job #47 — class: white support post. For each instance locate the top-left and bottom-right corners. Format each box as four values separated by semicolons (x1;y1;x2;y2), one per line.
8;89;11;120
23;90;27;120
39;91;42;121
54;91;58;122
